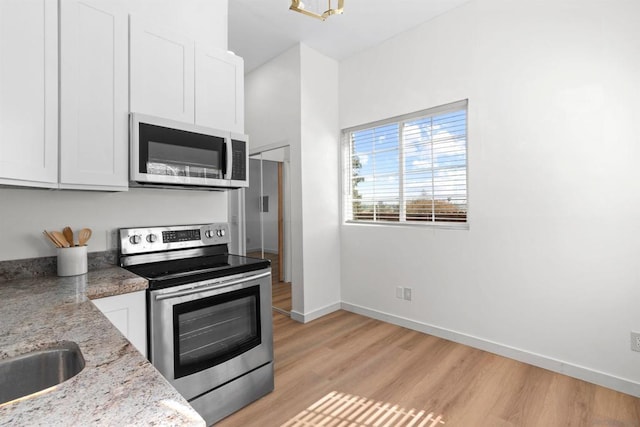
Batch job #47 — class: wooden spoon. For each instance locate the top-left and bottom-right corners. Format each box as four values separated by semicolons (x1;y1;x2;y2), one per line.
43;230;61;248
78;228;92;246
63;226;74;247
51;231;71;248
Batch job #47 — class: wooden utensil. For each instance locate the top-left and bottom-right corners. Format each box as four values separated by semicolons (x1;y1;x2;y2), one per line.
63;226;74;247
45;230;63;248
78;228;92;246
43;230;61;248
51;230;71;248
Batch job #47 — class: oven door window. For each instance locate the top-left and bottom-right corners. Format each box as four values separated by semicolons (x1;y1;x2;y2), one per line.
139;122;226;179
173;286;261;379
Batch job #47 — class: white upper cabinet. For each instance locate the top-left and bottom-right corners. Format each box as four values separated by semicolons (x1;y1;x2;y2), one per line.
130;18;244;133
1;5;243;191
0;0;58;188
130;17;195;123
195;46;245;133
59;0;129;190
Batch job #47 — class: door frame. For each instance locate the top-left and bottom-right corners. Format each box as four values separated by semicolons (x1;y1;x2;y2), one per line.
239;142;291;282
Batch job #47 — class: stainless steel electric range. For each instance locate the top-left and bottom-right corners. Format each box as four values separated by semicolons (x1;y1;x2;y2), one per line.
118;223;273;425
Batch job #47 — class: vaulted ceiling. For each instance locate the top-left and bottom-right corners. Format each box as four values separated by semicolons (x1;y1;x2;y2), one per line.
228;0;471;73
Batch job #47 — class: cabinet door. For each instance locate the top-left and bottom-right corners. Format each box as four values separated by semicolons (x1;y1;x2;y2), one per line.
59;0;128;190
130;17;195;123
0;0;58;187
92;291;147;358
195;46;245;133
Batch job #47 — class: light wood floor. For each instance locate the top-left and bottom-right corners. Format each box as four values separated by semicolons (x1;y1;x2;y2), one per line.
247;251;292;313
217;310;640;427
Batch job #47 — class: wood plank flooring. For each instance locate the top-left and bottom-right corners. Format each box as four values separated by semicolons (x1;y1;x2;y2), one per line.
217;310;640;427
272;281;292;313
247;251;292;313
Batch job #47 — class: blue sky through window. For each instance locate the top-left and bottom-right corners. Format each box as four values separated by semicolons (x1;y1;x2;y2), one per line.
349;106;467;223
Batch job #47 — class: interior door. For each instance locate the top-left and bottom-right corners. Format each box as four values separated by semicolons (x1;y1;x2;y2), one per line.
245;147;291;314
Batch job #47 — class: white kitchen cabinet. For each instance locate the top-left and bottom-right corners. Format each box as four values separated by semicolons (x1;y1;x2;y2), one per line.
129;17;195;123
92;290;147;357
59;0;129;190
0;0;58;188
195;46;245;133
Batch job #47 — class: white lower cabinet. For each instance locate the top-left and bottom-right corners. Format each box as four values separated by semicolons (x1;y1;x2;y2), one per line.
92;290;147;358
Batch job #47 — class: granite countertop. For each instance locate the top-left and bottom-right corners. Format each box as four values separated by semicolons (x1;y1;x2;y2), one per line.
0;266;205;426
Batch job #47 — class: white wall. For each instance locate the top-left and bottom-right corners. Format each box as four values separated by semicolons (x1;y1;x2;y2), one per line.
245;46;301;150
0;0;230;262
340;0;640;395
300;45;341;319
0;187;227;260
245;45;304;313
245;44;341;320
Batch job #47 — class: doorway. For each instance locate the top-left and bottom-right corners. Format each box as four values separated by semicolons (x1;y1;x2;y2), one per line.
245;146;291;315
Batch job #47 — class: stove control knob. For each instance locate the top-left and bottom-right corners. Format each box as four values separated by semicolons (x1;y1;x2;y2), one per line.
217;229;226;237
129;234;142;245
146;234;158;243
205;229;214;239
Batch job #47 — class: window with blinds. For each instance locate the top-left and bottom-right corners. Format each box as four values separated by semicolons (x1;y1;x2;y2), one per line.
343;100;468;225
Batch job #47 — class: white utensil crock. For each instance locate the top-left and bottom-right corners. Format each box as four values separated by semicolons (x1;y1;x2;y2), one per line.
57;245;88;276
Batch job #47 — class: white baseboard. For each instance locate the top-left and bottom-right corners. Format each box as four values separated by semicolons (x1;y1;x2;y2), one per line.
290;310;304;323
290;302;341;324
341;301;640;398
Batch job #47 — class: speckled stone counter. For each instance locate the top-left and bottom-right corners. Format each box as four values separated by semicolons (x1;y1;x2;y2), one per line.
0;267;205;426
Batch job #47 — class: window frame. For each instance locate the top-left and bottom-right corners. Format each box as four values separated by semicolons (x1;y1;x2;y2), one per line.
341;99;469;229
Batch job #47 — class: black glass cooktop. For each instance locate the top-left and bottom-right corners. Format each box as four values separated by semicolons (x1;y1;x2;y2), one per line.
125;254;270;289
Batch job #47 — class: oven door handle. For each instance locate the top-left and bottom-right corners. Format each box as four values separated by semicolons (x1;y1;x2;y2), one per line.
154;271;271;301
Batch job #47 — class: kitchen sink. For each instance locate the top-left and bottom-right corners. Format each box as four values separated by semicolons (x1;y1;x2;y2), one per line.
0;341;85;405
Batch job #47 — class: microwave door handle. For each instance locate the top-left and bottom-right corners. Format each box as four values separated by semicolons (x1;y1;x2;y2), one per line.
224;137;232;180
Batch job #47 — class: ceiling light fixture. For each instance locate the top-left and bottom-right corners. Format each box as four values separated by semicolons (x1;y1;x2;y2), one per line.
290;0;344;21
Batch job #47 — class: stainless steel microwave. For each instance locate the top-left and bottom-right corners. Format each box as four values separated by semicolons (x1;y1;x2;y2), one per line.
130;113;248;189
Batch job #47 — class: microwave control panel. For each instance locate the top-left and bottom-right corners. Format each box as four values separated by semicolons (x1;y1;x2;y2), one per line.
231;139;247;181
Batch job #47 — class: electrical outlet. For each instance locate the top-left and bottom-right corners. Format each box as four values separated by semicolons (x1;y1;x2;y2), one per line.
396;287;404;299
631;332;640;352
403;287;412;301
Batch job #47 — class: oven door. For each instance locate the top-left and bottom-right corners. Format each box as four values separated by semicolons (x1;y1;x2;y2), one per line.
148;268;272;400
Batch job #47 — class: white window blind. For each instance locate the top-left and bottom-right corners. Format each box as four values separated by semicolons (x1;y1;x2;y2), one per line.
344;100;468;225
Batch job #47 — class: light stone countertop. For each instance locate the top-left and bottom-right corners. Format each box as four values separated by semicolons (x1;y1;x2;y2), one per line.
0;266;206;426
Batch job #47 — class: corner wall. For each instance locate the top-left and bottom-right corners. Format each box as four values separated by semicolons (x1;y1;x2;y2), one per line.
300;44;341;319
245;44;341;320
245;46;305;314
339;0;640;395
